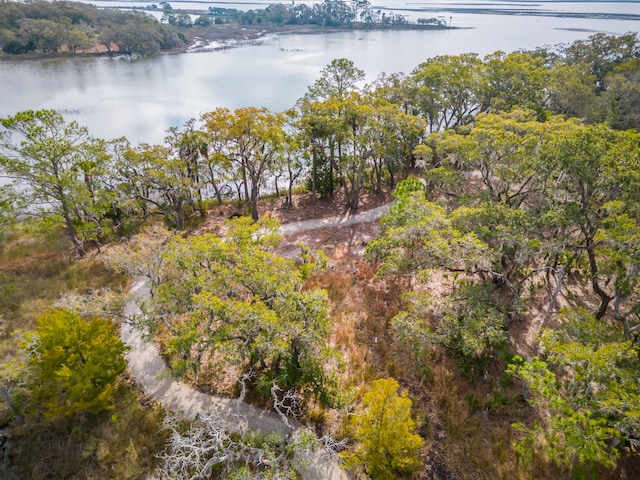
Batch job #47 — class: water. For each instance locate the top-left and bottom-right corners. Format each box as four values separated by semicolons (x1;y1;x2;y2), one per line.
1;1;638;144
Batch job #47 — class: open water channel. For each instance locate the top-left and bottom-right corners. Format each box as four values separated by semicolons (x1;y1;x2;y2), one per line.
0;0;638;144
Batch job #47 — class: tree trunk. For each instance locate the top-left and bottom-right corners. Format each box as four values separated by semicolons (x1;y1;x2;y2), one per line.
63;206;85;257
388;162;396;188
250;180;260;221
212;183;223;206
0;385;23;425
311;148;317;197
285;160;294;208
586;236;612;320
242;160;250;206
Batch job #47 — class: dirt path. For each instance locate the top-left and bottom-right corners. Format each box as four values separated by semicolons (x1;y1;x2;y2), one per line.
278;203;391;236
121;204;392;480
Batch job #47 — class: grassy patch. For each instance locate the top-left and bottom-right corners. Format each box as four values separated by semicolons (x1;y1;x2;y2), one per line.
0;221;126;339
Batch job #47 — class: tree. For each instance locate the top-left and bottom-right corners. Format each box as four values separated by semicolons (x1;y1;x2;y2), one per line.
201;107;286;220
18;18;68;53
347;378;423;479
194;14;213;27
479;51;551;114
0;109;112;256
508;308;640;477
165;119;209;217
106;218;336;403
562;32;639;91
509;356;619;478
296;59;367;199
409;53;482;132
365;98;425;191
546;63;598;122
305;58;365;102
544;123;640;321
67;22;95;54
110;14;175;56
0;185;19;243
156;412;306;479
24;310;126;418
600;58;640;130
280;110;310;208
107;126;212;231
366;178;492;271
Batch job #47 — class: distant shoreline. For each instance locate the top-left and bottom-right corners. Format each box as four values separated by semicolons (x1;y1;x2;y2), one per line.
0;23;458;61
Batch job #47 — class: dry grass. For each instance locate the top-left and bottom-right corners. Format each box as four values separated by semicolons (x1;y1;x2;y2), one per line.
0;220;166;479
0;224;125;325
4;381;167;480
306;261;407;392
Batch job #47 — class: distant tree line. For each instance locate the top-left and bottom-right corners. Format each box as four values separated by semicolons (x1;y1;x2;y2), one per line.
0;0;186;56
232;0;411;28
197;0;416;28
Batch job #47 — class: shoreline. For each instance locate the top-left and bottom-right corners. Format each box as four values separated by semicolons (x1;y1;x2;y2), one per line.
0;23;456;62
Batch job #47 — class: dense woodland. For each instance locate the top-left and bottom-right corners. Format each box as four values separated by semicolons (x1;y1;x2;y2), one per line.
0;0;186;55
1;31;640;479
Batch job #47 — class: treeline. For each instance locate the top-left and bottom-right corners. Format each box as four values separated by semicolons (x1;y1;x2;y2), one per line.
0;33;638;258
369;113;640;476
160;0;421;28
202;0;413;28
0;0;185;55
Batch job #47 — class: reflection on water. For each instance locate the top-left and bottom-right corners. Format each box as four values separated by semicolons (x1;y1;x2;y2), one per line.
1;5;639;143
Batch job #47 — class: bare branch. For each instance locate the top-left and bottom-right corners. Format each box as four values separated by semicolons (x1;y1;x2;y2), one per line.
271;382;301;429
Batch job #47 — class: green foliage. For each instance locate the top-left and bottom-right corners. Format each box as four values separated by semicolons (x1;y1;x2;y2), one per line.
563;32;638;89
390;279;506;372
389;299;432;376
409;53;482;131
376;111;640;329
508;355;620;478
438;280;507;357
366;82;640;478
345;378;424;479
5;384;166;479
0;109;119;255
24;309;126;418
299;60;424;207
0;185;19;243
107;218;337;403
112;120;210;231
507;308;640;476
480;51;551;114
201;107;286;220
542;308;640;439
0;0;185;56
366;180;496;276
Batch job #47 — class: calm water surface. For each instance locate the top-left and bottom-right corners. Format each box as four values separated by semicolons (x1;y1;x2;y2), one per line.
1;1;639;143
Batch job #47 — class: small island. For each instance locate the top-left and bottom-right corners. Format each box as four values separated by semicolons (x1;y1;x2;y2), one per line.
0;0;453;58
